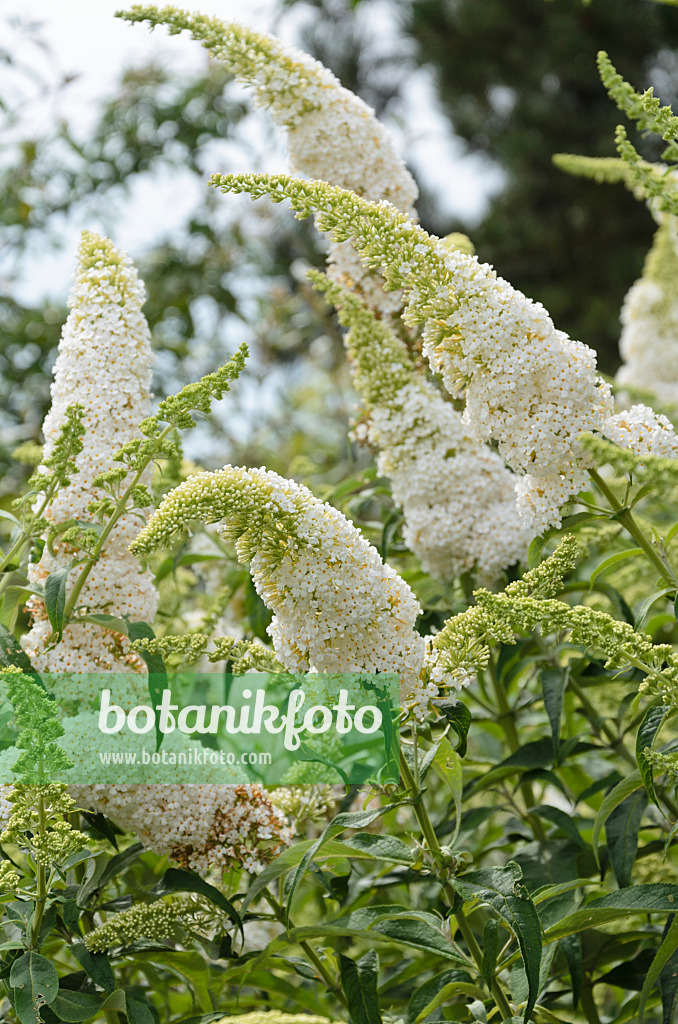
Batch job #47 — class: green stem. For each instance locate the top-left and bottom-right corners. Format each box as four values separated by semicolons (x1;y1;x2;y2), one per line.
0;485;58;583
399;750;515;1021
263;890;347;1008
588;469;677;590
61;425;172;624
29;790;47;950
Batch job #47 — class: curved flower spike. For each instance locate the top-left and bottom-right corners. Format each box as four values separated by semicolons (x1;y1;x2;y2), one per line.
212;172;615;532
132;465;434;713
118;3;417;314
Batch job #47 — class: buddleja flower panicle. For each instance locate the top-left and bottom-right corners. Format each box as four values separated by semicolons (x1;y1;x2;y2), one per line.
212;172;616;532
310;271;532;584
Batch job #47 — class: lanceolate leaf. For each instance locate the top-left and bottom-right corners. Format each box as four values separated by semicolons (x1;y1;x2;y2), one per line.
592;770;643;866
44;565;70;641
539;668;568;761
49;990;104;1023
436;701;471;757
70;943;115;994
481;918;501;991
545;885;678;941
605;790;648;888
407;970;473;1024
639;913;678;1023
659;915;678;1024
0;623;36;673
449;862;542;1023
285;802;404;926
559;933;582;1007
636;705;669;806
339;950;382;1024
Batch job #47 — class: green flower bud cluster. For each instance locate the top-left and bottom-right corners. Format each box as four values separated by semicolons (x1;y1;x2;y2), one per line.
85;894;193;952
309;269;417;409
556;53;678;218
0;859;20;892
130;465;311;566
579;433;678;491
1;785;86;865
108;344;248;493
430;538;678;700
208;637;282;673
31;404;86;492
1;670;73;783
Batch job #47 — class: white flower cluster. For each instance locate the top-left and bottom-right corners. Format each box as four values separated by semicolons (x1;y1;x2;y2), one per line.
370;384;532;584
421;244;615;532
71;783;292;876
215;174;621;533
20;233;290;876
131;465;440;717
604;404;678;458
616;216;678;408
314;275;532;583
121;5;417;315
23;232;157;682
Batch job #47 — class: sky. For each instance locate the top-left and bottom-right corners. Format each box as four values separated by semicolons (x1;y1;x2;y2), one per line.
2;0;502;303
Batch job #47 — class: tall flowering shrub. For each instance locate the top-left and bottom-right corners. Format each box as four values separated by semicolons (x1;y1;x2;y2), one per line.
3;10;678;1024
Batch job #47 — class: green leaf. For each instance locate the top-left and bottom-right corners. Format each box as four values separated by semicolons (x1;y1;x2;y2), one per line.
339;950;382;1024
589;548;643;588
9;952;59;1024
286;906;468;964
407;970;472;1024
436;701;471;757
540;668;567;761
70;943;115;994
635;588;674;629
127;621;166;751
481;918;501;991
285;802;403;926
0;623;36;673
559;934;582;1007
636;705;669;807
666;820;678;858
450;863;542;1023
242;835;401;911
100;991;126;1014
660;915;678;1024
50;991;104;1023
592;770;643;866
605;790;647;888
244;576;272;641
639;914;678;1022
0;510;21;529
340;832;413;865
44;566;70;641
153;867;243;936
545;885;678;941
125;996;156;1024
533;805;585;848
431;738;463;847
98;842;144;890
